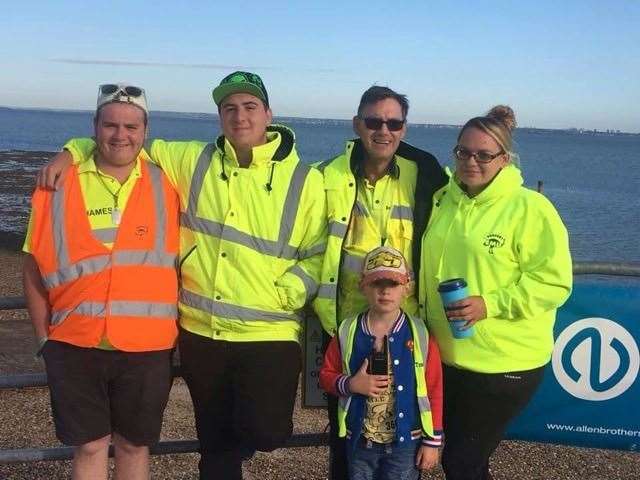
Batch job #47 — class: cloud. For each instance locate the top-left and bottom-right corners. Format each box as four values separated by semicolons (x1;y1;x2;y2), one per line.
50;58;339;73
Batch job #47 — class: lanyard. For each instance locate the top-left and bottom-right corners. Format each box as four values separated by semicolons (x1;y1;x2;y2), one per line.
95;171;124;225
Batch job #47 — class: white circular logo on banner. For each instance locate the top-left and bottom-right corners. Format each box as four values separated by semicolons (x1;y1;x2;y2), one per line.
552;317;639;401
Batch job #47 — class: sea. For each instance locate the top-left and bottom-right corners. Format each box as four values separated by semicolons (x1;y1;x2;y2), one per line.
1;107;639;264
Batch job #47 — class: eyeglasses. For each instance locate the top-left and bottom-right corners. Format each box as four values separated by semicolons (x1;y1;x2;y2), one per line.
453;145;504;163
360;117;405;132
99;84;144;98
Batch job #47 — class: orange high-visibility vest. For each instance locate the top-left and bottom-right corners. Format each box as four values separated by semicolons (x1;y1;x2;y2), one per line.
29;161;180;352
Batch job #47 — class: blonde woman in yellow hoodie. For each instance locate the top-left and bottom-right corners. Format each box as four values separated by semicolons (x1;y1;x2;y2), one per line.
419;106;573;480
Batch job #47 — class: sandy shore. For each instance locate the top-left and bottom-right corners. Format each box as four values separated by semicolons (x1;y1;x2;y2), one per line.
0;249;639;479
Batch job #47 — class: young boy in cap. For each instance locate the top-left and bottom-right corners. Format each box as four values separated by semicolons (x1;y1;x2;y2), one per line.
319;246;443;480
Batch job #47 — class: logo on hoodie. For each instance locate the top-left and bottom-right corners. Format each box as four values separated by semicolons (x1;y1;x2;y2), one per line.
483;234;505;254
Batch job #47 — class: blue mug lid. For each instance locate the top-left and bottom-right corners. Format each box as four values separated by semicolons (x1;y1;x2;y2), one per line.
438;278;468;292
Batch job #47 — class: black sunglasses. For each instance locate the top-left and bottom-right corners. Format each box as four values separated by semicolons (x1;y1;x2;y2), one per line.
453;145;504;164
99;84;144;97
360;117;405;132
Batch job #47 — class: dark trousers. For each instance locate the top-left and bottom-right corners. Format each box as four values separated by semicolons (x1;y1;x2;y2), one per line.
441;364;544;480
324;332;349;480
179;329;302;480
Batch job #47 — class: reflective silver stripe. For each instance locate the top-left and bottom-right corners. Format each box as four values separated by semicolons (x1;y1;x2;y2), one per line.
110;301;177;318
43;255;111;289
52;187;69;267
51;301;106;326
338;395;351;413
417;395;431;413
328;221;348;238
317;283;337;299
112;250;176;267
390;205;413;221
277;162;311;253
353;201;368;217
182;158;313;260
298;242;326;259
180;289;302;323
181;214;287;258
287;265;318;300
147;163;167;251
51;300;176;325
45;250;176;289
187;143;216;216
92;227;118;243
342;253;363;274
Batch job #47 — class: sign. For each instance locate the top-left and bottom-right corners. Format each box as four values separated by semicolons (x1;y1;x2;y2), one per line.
302;312;328;408
507;278;640;451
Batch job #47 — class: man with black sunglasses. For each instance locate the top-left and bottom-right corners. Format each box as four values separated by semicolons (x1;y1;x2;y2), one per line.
313;86;448;480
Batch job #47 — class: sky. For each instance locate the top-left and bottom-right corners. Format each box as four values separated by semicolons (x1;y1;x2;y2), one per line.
1;1;638;132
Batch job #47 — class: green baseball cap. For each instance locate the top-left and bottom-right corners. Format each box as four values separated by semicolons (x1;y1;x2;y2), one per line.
212;71;269;106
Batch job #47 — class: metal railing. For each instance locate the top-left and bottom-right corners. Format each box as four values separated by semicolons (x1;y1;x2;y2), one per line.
0;435;329;464
0;261;638;464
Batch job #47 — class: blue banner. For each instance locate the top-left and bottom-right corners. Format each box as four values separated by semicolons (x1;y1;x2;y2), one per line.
506;277;640;451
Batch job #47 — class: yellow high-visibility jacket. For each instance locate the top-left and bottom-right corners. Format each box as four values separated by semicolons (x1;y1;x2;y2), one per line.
313;140;447;335
64;125;327;343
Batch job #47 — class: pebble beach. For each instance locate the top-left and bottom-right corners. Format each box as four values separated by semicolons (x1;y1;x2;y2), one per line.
0;151;639;479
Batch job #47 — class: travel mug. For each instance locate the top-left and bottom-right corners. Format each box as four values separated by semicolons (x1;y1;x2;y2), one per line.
438;278;473;339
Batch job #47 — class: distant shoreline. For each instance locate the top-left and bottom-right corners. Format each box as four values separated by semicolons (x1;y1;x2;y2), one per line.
1;106;638;137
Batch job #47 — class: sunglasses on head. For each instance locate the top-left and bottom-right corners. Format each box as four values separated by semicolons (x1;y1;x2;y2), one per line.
453;145;504;164
99;84;144;98
360;117;405;132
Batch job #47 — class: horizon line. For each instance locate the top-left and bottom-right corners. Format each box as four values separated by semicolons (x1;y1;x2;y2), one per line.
0;105;637;136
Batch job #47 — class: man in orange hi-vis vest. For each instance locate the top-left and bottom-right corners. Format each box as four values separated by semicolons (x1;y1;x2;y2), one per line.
22;84;180;480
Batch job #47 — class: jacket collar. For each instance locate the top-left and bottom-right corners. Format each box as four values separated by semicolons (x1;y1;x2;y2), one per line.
450;164;523;205
348;139;400;179
215;123;296;168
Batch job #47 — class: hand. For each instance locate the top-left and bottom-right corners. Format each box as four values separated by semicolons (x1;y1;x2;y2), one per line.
347;358;389;397
415;445;439;470
446;295;487;328
37;150;73;190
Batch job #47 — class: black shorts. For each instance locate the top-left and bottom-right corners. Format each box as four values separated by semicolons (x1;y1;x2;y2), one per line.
42;340;173;447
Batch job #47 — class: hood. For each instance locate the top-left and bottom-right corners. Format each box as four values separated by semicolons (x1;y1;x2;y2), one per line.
449;164;523;206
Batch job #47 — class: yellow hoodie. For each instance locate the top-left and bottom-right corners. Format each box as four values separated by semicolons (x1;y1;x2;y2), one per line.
419;164;572;373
